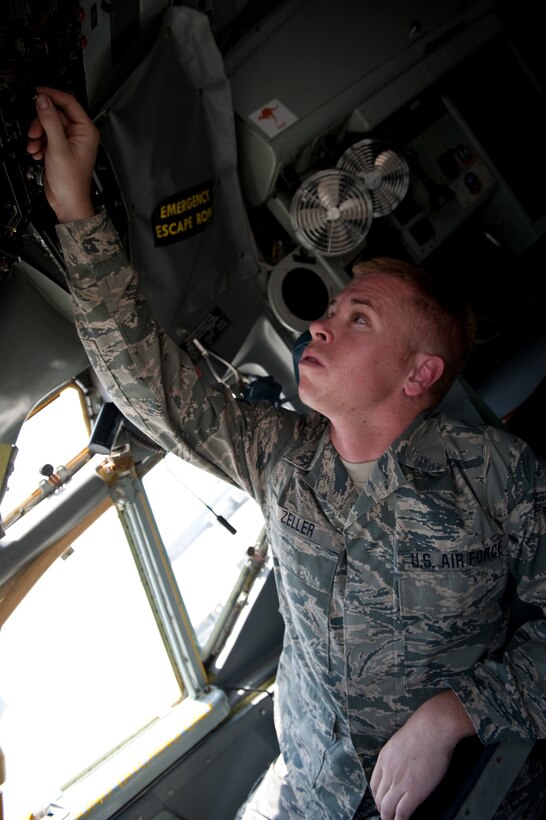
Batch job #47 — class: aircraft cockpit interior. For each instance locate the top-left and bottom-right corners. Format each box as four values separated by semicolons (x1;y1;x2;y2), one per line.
1;1;545;818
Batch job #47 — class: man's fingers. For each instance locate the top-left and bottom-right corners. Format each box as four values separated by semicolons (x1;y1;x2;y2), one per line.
393;792;413;820
369;762;381;797
34;93;69;151
27;137;44;160
27;99;72;159
27;114;47;160
370;770;388;818
27;117;44;140
375;782;397;820
375;785;413;820
35;86;91;128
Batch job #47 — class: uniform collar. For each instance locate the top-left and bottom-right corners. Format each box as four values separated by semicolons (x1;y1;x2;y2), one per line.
283;412;447;476
283;423;356;530
389;411;447;474
282;413;448;525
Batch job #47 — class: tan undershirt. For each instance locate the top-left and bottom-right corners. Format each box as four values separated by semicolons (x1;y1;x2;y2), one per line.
340;457;377;490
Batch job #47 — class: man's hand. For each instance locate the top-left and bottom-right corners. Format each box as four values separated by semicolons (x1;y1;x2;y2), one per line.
27;87;100;223
370;691;476;820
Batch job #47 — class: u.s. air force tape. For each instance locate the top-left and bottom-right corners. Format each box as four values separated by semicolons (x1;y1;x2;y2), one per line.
151;182;214;246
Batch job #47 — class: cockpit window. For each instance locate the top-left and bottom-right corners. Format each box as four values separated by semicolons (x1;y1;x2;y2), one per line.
4;383;91;518
0;505;182;818
142;454;265;649
0;392;267;818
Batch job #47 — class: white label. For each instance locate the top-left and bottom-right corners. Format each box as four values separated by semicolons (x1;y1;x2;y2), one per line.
248;99;298;137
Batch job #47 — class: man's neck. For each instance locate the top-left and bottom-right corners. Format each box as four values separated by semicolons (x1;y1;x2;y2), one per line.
329;407;422;462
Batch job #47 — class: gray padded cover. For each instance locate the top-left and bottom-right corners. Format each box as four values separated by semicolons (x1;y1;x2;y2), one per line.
97;5;260;337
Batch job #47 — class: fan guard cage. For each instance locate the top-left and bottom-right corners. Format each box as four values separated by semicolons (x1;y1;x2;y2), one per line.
290;169;373;257
337;138;410;217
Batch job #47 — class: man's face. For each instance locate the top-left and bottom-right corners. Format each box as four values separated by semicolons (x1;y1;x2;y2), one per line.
297;273;419;420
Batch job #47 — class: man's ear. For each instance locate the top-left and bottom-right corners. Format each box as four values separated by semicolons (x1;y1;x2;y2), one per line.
404;354;445;397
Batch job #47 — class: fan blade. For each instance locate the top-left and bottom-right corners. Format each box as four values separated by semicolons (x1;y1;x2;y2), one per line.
374;149;402;177
295;206;329;230
337;140;374;176
368;190;396;217
338;139;410;217
317;175;340;210
290;169;374;256
338;196;370;221
326;220;352;254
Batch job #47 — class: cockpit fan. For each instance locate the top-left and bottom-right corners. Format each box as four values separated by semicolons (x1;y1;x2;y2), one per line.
290;169;373;257
337;138;410;217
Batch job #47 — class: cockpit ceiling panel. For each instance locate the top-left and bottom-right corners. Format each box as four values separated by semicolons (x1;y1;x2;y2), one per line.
225;0;502;206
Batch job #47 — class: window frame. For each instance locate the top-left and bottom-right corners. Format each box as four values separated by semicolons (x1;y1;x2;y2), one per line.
1;389;269;818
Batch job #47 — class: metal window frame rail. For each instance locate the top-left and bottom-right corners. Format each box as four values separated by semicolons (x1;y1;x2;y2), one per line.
62;442;231;819
96;442;208;699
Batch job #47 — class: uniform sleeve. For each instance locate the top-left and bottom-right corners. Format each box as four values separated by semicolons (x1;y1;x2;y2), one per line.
448;436;546;745
55;211;297;504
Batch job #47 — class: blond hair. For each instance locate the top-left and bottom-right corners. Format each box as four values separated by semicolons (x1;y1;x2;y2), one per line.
352;257;476;404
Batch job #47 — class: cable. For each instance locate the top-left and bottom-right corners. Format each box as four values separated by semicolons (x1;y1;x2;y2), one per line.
192;338;248;389
164;457;237;535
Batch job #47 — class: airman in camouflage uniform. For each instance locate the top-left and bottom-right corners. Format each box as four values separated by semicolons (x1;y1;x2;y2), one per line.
53;210;546;819
29;88;546;819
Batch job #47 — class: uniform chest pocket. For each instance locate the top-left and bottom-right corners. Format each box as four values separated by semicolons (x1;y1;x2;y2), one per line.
270;503;344;671
270;503;343;592
397;540;509;692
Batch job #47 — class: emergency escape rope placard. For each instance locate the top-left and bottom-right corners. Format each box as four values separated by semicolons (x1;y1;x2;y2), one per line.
151;182;214;246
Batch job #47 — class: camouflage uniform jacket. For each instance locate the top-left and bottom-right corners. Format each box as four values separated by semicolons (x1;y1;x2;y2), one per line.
57;212;546;819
